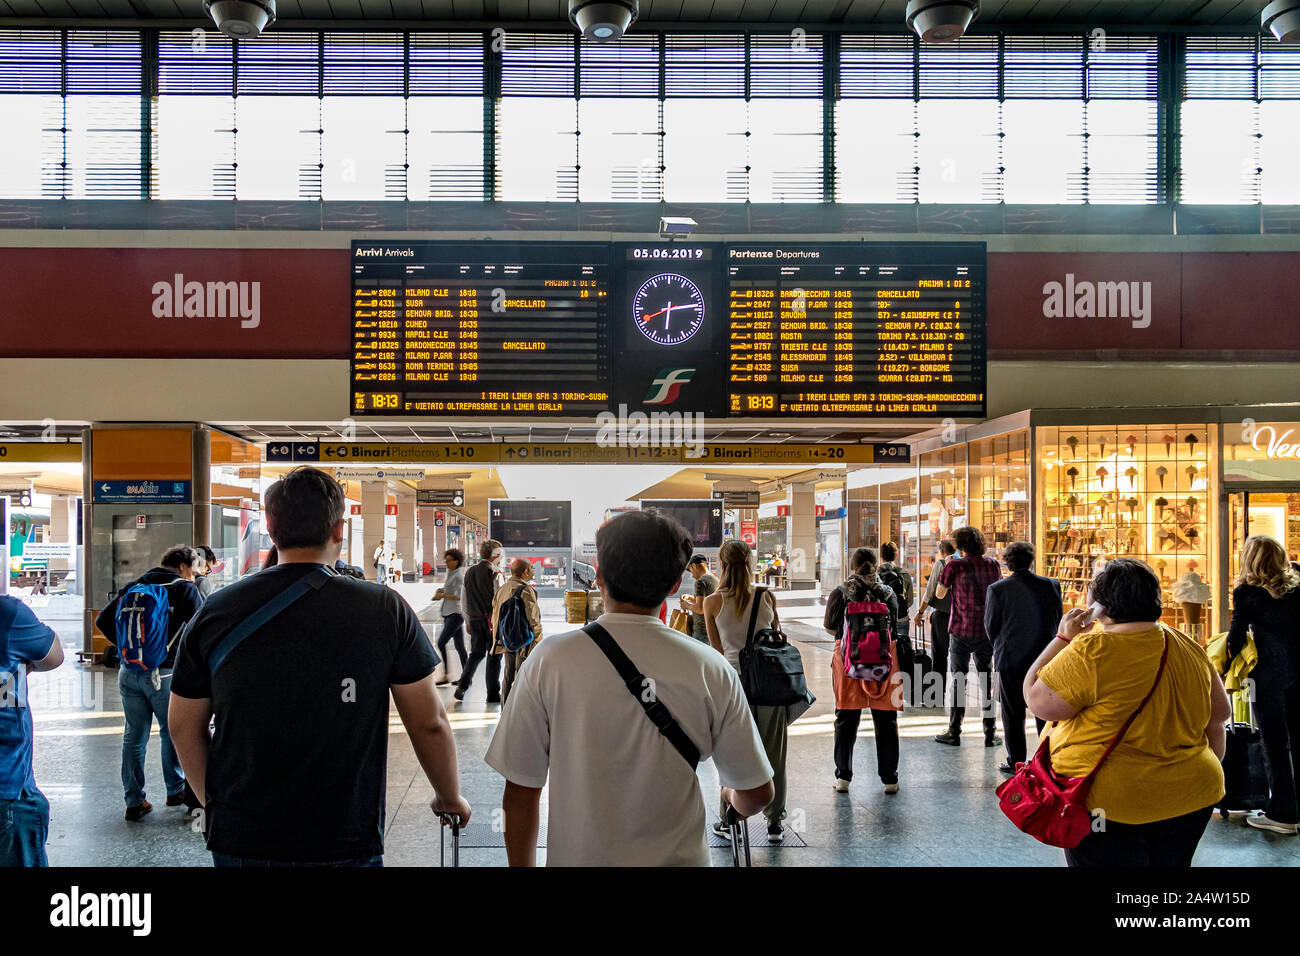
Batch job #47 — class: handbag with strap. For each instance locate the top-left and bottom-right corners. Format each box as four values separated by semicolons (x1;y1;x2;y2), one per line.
739;587;810;707
584;622;700;771
995;629;1170;849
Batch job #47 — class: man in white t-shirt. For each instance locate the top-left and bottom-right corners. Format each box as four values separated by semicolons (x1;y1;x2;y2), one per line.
484;509;775;867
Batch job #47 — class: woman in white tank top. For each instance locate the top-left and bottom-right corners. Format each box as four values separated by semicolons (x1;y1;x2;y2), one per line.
703;540;787;843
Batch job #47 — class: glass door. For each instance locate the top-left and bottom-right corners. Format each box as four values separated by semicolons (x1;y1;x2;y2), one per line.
1228;489;1300;608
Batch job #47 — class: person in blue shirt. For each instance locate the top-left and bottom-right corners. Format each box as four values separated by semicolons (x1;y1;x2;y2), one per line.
0;595;63;866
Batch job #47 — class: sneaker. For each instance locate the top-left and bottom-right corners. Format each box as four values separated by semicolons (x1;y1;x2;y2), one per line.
985;735;1003;748
124;801;153;822
485;696;502;705
435;678;451;687
452;686;466;702
767;822;784;843
165;791;186;807
1246;811;1299;835
934;732;961;746
832;777;850;793
883;782;900;795
711;821;732;841
998;761;1016;775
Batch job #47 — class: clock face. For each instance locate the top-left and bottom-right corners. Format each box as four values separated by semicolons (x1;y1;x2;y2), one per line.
633;273;706;346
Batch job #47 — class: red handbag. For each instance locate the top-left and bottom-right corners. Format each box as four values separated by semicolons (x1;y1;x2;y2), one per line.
996;630;1169;849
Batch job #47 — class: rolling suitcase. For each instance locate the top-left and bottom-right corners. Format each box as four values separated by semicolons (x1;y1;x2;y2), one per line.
439;814;461;867
1218;690;1269;818
725;807;751;868
911;618;934;705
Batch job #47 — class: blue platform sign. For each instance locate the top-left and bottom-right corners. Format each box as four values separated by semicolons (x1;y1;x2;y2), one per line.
94;480;191;504
266;441;319;463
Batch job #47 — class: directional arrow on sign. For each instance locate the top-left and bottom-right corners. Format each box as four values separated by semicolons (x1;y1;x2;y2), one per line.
100;483;110;493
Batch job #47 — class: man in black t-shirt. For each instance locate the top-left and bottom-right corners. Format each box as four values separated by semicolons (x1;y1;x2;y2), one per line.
169;467;470;866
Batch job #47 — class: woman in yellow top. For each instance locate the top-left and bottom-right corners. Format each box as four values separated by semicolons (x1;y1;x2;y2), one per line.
1024;557;1230;867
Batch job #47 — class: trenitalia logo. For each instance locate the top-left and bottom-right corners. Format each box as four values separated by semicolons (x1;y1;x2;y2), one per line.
643;368;695;405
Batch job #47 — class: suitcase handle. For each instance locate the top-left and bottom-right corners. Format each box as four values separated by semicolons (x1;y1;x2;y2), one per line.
724;806;751;868
438;813;461;868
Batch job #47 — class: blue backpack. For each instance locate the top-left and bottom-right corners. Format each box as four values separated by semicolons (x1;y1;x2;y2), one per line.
114;581;179;673
497;584;536;653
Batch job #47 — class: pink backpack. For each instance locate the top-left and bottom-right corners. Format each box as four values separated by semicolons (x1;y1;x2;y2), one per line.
842;598;893;682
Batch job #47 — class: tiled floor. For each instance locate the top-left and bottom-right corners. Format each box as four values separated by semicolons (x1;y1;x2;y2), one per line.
25;588;1300;867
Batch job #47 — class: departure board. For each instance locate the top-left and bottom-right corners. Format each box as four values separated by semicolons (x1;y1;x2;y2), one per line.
351;241;611;416
725;243;985;418
349;240;986;420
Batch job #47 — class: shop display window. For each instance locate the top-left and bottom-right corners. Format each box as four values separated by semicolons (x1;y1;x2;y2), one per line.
968;429;1030;565
1037;424;1216;639
917;444;966;590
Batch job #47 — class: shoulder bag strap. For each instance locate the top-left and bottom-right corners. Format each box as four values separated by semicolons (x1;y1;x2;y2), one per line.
208;566;335;678
583;622;700;771
1083;630;1170;781
745;586;768;647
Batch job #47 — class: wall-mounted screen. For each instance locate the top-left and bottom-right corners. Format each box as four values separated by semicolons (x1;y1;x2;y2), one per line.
351;240;985;420
488;499;573;549
640;499;725;549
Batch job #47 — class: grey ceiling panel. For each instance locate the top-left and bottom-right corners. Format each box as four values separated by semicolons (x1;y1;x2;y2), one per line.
328;0;366;17
294;0;333;16
276;0;305;16
96;0;142;13
137;0;181;14
387;0;420;13
35;0;78;14
705;0;748;21
1188;0;1251;24
418;0;455;14
647;0;686;21
498;0;530;16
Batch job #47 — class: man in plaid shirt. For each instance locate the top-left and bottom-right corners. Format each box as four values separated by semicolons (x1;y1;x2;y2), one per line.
933;527;1003;747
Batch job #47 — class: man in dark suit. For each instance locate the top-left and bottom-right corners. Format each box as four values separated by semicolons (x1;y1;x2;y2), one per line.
985;541;1062;774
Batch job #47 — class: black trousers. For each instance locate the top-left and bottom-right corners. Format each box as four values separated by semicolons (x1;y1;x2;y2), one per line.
1253;678;1300;824
930;611;950;694
997;664;1046;765
435;613;467;670
1065;805;1214;868
834;709;899;785
948;637;997;738
457;617;501;700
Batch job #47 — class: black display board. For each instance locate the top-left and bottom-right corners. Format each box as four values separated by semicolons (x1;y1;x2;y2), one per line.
640;498;725;548
488;499;573;550
350;239;985;419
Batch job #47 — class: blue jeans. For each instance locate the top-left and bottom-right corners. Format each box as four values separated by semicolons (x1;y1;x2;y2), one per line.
0;788;50;867
119;667;185;807
212;853;383;868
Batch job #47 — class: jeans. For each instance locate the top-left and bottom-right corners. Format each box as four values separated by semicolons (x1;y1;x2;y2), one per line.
436;613;467;672
947;637;997;739
119;666;185;807
1253;677;1300;824
457;618;501;701
212;852;383;868
1065;805;1214;868
0;787;49;867
720;704;788;824
997;664;1046;765
833;708;899;785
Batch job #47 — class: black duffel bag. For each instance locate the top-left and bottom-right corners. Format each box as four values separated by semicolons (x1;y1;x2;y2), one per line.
738;587;810;707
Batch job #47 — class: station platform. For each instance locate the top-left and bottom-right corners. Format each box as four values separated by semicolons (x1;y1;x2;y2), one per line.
24;585;1294;868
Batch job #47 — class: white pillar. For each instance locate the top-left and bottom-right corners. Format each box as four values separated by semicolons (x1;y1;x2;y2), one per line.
786;481;818;589
361;481;387;583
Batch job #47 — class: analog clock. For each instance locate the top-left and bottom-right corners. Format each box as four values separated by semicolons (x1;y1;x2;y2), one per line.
633;273;706;346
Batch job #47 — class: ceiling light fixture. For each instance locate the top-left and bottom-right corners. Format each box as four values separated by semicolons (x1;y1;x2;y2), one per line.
906;0;979;42
1262;1;1300;41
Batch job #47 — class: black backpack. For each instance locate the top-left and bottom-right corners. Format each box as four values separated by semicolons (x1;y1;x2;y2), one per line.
497;584;536;653
879;565;913;615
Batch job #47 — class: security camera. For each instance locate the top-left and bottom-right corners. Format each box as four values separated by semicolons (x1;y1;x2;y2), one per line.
906;0;979;42
1262;1;1300;41
569;0;638;41
658;216;697;238
204;0;276;38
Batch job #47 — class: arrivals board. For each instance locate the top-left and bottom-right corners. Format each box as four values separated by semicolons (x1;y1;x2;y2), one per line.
350;240;985;420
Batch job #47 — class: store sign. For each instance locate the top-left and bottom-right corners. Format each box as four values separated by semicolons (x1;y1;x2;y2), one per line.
740;519;757;546
1250;425;1300;460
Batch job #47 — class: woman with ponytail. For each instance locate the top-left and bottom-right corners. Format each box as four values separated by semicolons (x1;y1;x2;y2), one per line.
703;539;789;843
